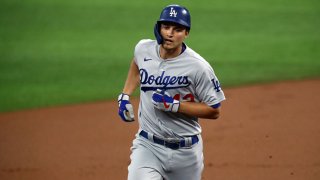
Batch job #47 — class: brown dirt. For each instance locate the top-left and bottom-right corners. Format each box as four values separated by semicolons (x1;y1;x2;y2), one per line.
0;79;319;180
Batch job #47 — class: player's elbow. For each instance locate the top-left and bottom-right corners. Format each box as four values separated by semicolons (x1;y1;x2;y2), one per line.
209;112;220;119
205;107;221;120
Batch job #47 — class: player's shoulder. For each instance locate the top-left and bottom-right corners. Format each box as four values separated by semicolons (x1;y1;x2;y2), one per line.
135;39;157;51
185;46;214;70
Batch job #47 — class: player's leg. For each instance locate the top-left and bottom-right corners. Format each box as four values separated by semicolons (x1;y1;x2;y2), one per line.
128;137;164;180
128;166;163;180
166;136;204;180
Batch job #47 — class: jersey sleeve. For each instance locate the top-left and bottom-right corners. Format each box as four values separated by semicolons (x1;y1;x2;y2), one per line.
194;63;226;107
133;40;142;66
133;39;153;67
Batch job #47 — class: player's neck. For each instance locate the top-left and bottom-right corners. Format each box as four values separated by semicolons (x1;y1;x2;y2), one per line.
159;44;182;60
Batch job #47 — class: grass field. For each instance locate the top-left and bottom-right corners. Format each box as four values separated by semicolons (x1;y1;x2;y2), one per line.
0;0;319;112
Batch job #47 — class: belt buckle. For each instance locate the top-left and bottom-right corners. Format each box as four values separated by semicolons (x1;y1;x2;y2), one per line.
165;138;180;150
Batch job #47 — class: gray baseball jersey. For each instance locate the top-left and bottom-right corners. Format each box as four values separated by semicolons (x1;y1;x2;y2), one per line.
134;39;226;138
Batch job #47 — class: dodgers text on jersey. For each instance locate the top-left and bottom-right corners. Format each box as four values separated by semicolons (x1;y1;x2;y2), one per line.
140;68;190;92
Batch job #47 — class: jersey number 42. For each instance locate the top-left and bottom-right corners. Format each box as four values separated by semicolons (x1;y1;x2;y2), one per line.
173;93;195;102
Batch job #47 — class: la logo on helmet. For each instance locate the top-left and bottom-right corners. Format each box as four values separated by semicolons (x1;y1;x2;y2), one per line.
169;7;177;17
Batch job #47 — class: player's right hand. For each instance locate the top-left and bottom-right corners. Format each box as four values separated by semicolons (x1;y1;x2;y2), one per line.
118;93;135;122
152;89;180;113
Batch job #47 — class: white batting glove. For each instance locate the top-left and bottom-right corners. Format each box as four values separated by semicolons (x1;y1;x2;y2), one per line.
118;93;134;122
152;89;180;112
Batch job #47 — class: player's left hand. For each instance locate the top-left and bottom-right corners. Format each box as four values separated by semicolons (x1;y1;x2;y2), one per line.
152;89;180;112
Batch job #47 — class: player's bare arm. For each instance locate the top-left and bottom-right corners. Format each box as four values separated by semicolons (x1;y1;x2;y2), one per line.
122;58;140;95
152;90;222;119
117;58;139;122
178;102;220;119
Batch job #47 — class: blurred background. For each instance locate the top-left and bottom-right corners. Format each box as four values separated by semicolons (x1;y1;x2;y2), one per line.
1;1;320;180
0;0;319;112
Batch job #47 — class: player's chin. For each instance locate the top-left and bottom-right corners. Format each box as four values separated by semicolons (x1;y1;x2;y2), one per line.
162;43;177;50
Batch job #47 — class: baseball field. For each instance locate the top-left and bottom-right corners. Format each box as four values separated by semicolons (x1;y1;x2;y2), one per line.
0;0;320;179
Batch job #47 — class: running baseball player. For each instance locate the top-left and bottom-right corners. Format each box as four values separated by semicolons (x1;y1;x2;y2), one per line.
118;4;225;180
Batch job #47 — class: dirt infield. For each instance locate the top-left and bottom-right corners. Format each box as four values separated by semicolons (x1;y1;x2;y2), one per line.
0;79;319;180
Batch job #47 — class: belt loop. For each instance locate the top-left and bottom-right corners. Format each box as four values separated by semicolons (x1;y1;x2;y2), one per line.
185;137;192;147
147;132;153;142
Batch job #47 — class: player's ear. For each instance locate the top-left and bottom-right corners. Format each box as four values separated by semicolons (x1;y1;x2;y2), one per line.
185;30;189;38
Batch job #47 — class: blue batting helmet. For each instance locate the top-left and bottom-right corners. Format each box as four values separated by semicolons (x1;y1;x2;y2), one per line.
154;4;191;44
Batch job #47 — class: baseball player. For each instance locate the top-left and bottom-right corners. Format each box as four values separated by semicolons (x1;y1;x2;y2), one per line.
118;4;225;180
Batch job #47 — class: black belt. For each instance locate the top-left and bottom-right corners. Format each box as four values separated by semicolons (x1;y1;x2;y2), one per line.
139;130;199;150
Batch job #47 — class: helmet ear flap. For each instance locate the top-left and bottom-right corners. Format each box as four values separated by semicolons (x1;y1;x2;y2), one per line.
154;23;163;44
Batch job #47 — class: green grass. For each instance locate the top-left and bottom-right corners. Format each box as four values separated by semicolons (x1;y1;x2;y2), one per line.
1;0;319;112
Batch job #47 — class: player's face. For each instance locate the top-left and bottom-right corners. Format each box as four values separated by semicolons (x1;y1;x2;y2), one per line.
160;22;189;51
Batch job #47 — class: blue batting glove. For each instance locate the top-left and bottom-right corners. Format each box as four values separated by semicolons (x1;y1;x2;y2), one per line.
118;93;135;122
152;89;180;112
